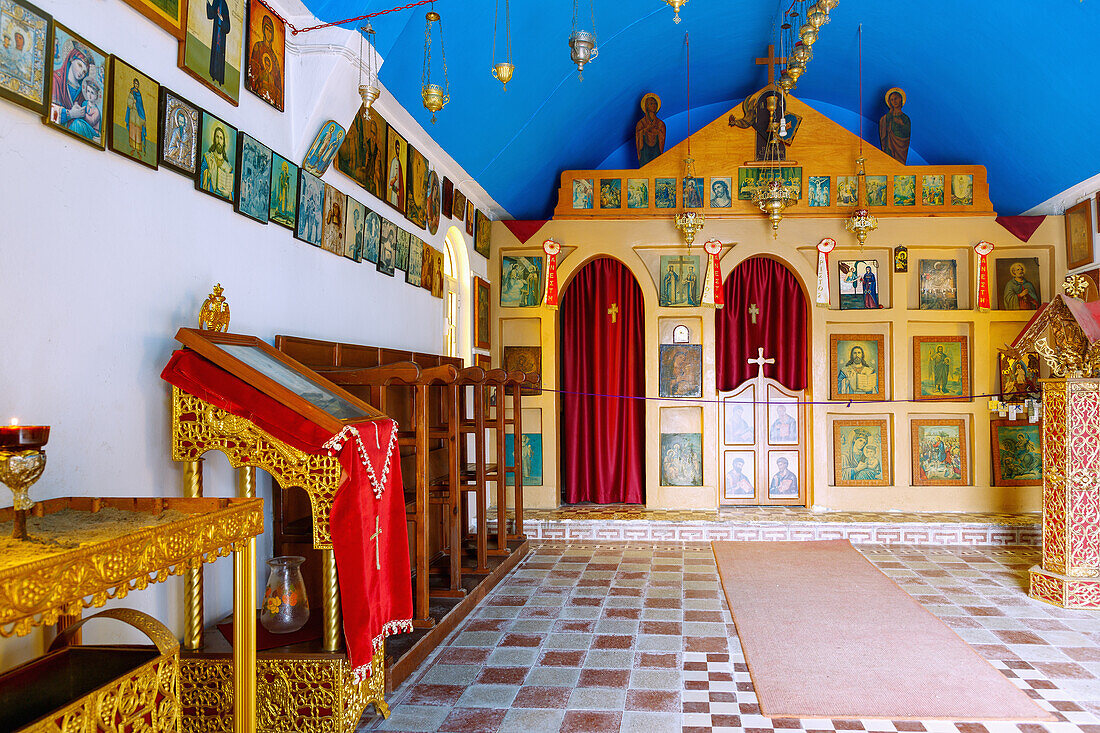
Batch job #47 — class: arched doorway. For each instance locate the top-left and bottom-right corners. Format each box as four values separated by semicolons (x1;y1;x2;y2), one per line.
715;256;810;506
560;257;646;504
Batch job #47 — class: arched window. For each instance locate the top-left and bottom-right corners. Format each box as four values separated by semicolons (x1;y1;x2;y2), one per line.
443;235;460;358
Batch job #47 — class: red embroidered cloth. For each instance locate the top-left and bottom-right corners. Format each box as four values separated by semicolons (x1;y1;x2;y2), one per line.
161;349;412;677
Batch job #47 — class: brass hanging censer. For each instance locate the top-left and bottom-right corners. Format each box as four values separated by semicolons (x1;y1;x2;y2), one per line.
422;9;449;123
491;0;514;89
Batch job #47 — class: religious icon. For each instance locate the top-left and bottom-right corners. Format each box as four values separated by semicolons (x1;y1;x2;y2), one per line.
998;352;1040;403
682;177;704;209
737;167;760;201
503;346;542;395
46;24;107;149
728;89;798;161
950;174;973;206
343;197;366;261
244;0;283;111
654;177;676;208
833;175;856;206
302;120;345;178
406;236;423;284
912;418;967;486
426;170;440;235
723;395;754;444
405;144;428;228
294;169;324;247
893;175;916;206
829;334;885;401
119;0;185;38
431;247;445;297
893;246;908;273
500;255;544;308
377;218;396;275
362;209;380;262
833;419;890;486
465;203;475;236
913;336;969;401
658;254;702;307
382;125;408;213
195;110;237;202
767;451;799;498
922;175;945;206
474;209;491;259
474;276;491;349
710;177;733;208
505;433;543;486
268;152;297;229
838;260;882;310
394;227;410;270
320;184;344;255
768;401;798;445
336;105;388;199
807;176;830;207
1064;198;1094;270
453;189;466;221
572;178;593;209
418;239;435;288
658;344;702;398
994;257;1041;310
0;0;52;115
660;432;702;486
878;86;910;164
178;0;245;105
866;175;887;207
442;176;453;218
600;178;622;208
635;92;665;166
918;259;958;309
158;88;200;176
234;131;272;224
107;56;160;169
990;420;1042;487
723;451;755;499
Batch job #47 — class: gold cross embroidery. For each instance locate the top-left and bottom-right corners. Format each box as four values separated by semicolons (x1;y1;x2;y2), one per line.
607;303;619;324
371;516;382;570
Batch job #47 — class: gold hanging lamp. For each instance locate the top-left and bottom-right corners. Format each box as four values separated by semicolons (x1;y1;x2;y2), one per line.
357;23;380;116
491;0;514;89
751;93;796;237
844;24;877;248
664;0;689;24
421;7;449;123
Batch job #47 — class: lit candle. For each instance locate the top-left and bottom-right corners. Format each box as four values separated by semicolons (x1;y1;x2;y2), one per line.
0;419;50;450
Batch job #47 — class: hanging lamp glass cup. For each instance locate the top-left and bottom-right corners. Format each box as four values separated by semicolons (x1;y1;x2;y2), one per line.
492;61;515;89
568;30;598;80
799;24;817;46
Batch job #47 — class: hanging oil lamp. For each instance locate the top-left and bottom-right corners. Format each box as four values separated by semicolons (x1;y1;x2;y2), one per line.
752;94;796;237
844;157;879;249
421;9;449;123
357;24;380;116
491;0;514;89
568;0;597;80
664;0;689;24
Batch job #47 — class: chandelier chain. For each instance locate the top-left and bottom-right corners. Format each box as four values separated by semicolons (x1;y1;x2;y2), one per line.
255;0;441;36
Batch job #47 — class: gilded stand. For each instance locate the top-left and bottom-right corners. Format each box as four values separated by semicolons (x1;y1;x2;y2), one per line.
170;386;388;732
1012;281;1100;609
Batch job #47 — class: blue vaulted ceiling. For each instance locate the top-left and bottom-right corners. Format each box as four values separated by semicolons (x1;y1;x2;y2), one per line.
303;0;1100;220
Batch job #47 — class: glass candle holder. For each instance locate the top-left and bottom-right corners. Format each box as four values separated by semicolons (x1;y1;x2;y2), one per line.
260;556;310;634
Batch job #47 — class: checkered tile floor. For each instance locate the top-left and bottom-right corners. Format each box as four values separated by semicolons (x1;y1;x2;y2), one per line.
360;543;1100;733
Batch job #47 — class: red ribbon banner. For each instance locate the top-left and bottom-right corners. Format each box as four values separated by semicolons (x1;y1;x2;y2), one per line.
975;240;994;311
543;239;560;309
703;240;725;309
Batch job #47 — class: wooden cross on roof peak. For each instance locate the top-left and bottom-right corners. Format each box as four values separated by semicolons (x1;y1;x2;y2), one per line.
756;44;787;86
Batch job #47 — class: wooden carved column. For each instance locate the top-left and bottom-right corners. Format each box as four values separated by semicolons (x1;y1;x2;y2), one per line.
1029;378;1100;609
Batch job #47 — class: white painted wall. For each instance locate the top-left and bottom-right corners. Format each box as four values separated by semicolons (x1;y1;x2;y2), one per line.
0;0;493;668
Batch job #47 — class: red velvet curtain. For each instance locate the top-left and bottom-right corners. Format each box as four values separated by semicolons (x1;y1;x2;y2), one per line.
562;258;645;504
716;257;808;392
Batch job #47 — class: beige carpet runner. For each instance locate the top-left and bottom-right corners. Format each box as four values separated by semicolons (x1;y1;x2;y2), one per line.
712;540;1053;721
